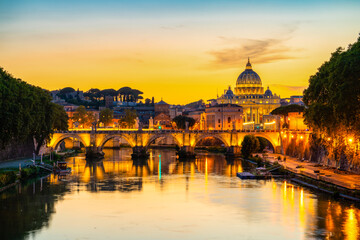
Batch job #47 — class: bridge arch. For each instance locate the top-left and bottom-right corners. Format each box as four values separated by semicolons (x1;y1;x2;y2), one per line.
51;134;87;150
145;133;182;148
251;133;279;152
193;133;230;148
98;134;136;149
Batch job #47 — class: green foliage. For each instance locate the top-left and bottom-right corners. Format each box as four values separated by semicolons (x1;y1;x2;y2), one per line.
241;135;260;158
271;104;305;116
51;103;69;131
0;171;17;187
257;137;268;152
20;166;38;181
0;68;68;153
57;87;75;99
72;106;95;128
144;98;151;105
119;109;137;128
303;35;360;135
172;115;196;129
99;108;114;127
118;87;143;102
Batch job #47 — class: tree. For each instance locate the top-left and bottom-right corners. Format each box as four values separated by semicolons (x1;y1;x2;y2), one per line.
172;115;196;130
84;88;101;101
99;108;114;127
271;104;305;128
303;35;360;169
0;67;68;154
118;87;144;103
257;137;268;152
51;103;69;131
72;106;88;128
119;109;137;129
241;135;260;158
145;98;151;105
131;89;144;102
118;87;132;102
57;87;75;99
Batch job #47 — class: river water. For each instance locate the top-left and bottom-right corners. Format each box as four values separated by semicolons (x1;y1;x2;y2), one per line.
0;148;359;240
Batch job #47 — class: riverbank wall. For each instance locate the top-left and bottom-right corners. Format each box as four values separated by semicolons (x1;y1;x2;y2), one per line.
0;139;34;162
258;154;360;202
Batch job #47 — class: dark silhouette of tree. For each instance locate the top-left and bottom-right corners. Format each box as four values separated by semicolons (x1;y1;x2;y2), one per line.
118;109;137;128
172;116;195;130
57;87;75;99
0;67;68;154
303;35;360;169
241;135;260;158
99;108;114;127
72;106;94;128
271;104;305;128
84;88;101;101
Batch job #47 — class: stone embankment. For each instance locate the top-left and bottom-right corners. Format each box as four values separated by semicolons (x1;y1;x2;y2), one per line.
258;153;360;202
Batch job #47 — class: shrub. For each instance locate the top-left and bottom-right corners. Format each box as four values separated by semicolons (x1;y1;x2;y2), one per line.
20;166;38;180
0;171;17;187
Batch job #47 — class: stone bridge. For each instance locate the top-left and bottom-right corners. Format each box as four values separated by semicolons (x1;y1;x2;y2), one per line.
48;129;310;159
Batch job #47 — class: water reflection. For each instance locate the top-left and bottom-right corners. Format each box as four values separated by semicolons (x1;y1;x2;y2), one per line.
0;148;360;240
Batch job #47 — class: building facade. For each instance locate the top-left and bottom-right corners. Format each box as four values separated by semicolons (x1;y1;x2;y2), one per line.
210;59;281;129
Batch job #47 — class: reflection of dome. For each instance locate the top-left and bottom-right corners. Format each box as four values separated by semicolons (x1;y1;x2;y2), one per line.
236;58;262;86
264;86;273;97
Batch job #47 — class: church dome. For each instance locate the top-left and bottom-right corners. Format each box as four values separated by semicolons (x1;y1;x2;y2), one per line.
236;58;262;86
234;58;264;95
225;87;234;95
264;86;273;97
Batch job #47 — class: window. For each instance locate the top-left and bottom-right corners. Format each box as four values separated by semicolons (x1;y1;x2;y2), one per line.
218;119;221;123
228;117;231;123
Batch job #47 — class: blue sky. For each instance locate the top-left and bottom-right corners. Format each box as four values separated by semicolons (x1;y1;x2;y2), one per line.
1;0;359;103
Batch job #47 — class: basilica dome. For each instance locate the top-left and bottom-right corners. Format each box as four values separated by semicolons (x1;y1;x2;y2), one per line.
264;86;273;97
234;58;264;95
236;59;262;86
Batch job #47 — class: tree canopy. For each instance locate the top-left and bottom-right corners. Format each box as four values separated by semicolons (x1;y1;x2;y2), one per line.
172;116;195;130
303;35;360;170
241;135;260;158
0;67;68;153
118;109;137;128
271;104;305;116
99;108;114;127
303;35;360;135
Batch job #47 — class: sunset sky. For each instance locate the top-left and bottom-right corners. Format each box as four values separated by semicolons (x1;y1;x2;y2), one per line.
1;0;359;104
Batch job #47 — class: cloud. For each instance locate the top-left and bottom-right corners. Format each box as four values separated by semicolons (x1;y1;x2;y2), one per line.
208;37;297;68
271;84;306;93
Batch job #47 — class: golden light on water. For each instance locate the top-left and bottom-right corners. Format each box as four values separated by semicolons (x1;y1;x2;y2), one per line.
344;208;359;240
12;148;360;240
205;158;208;184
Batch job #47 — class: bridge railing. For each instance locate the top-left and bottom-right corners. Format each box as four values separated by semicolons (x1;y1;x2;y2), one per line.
54;129;310;134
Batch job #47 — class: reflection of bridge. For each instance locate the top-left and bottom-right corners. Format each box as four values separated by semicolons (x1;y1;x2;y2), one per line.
49;129;310;159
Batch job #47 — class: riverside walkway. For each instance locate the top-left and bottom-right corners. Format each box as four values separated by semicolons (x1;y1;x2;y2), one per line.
264;153;360;190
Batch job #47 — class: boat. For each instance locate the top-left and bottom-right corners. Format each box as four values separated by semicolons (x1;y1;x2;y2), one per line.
236;172;256;179
237;171;273;180
54;161;71;175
